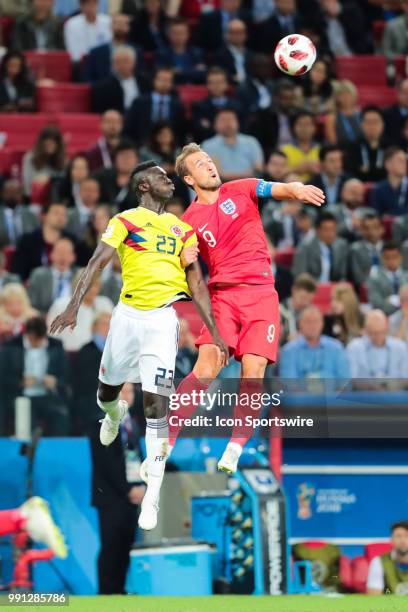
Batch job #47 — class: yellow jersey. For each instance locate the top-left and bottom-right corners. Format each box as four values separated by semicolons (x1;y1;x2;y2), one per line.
101;206;197;310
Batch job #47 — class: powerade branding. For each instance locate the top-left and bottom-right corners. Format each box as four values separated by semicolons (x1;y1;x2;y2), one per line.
266;498;283;595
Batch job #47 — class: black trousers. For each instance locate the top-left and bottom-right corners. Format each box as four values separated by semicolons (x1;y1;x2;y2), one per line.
96;502;138;595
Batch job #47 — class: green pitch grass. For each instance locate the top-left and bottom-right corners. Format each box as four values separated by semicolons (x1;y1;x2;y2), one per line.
15;595;406;612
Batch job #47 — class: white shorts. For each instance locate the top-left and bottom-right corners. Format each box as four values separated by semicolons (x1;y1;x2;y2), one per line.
99;302;179;395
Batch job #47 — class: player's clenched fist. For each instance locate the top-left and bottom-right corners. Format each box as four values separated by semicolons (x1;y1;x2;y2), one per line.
180;244;199;268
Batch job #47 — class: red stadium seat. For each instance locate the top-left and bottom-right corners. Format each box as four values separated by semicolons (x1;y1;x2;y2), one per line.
336;55;387;86
0;113;54;148
275;248;295;268
312;283;338;314
0;17;14;47
177;85;208;118
359;283;368;303
31;180;51;207
372;20;385;48
357;86;397;108
350;555;369;593
382;215;395;240
174;301;202;338
3;246;16;271
56;113;101;152
24;51;72;82
36;84;91;113
394;56;406;80
0;148;26;178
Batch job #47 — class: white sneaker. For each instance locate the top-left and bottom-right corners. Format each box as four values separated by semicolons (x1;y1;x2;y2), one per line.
20;497;67;559
218;443;242;474
138;497;159;531
99;400;128;446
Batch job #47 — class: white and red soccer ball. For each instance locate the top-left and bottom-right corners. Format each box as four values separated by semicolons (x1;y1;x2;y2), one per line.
274;34;317;77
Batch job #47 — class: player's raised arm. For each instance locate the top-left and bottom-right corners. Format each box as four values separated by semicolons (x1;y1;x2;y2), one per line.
185;261;229;366
271;181;325;207
49;241;116;335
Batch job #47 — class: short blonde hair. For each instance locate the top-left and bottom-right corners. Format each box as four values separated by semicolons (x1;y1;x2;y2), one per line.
175;143;203;181
333;79;358;109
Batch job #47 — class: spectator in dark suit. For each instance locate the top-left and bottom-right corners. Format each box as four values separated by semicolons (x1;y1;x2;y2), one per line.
12;203;73;281
196;0;249;53
249;80;298;155
327;178;369;243
349;212;384;287
292;211;349;281
367;241;408;315
252;0;300;54
0;51;35;113
155;17;205;85
311;145;348;206
370;147;408;216
90;382;145;594
66;178;102;240
51;154;90;208
214;18;253;85
191;66;242;142
83;13;132;82
71;311;111;431
11;0;64;51
0;316;69;436
130;0;168;52
345;107;388;183
91;46;148;114
266;237;293;302
384;79;408;146
236;54;273;121
0;179;39;248
124;67;185;145
93;140;139;212
27;237;77;315
86;110;123;173
318;0;372;55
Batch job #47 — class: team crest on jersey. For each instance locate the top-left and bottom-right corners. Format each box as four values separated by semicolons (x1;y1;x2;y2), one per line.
171;225;184;237
219;199;237;215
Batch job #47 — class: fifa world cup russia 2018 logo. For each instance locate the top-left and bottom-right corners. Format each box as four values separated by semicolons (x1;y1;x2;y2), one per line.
297;482;315;519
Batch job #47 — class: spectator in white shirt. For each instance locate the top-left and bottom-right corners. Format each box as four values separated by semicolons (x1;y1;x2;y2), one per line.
64;0;112;62
47;271;113;351
367;521;408;595
347;309;408;389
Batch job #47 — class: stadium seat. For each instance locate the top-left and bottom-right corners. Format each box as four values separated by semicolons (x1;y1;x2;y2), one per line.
394;56;406;80
275;248;295;268
382;215;395;240
3;246;16;271
177;85;208;118
359;283;368;303
57;113;101;152
36;84;91;113
24;51;72;82
0;114;54;148
312;282;349;314
0;149;26;178
350;555;369;593
336;56;387;86
372;20;385;49
0;17;14;47
174;301;203;338
31;180;51;207
357;86;397;108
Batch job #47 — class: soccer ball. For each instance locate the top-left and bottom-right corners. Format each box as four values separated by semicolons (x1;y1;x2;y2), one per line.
274;34;317;77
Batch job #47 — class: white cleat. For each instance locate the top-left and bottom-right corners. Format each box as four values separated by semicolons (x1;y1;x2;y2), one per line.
20;497;68;559
99;400;128;446
138;498;159;531
218;443;242;474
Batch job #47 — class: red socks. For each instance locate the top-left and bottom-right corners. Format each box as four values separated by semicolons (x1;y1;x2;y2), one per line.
0;509;26;536
230;380;264;448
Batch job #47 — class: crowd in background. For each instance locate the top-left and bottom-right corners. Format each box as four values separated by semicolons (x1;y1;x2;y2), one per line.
1;0;408;435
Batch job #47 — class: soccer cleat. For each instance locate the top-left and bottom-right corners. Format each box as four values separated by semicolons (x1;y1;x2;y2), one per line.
99;400;128;446
20;497;68;559
217;443;242;474
138;497;159;531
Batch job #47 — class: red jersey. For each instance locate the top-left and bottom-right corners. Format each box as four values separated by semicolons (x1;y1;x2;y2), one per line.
182;179;274;287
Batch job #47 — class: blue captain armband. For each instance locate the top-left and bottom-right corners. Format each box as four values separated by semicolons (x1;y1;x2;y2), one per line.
256;180;275;198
